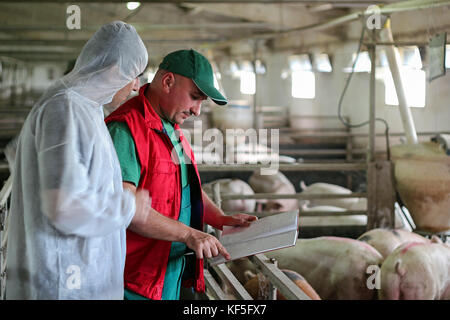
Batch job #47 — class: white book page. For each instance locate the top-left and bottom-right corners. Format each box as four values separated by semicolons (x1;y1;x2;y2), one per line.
208;211;299;266
220;210;298;245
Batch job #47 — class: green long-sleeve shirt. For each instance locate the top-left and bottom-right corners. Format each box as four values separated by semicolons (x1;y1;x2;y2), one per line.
107;120;191;300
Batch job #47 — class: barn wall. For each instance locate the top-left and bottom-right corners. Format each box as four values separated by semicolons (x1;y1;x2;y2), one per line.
23;44;450;137
28;63;66;94
219;43;450;136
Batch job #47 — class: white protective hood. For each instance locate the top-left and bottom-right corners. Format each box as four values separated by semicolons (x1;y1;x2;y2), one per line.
5;21;148;300
60;21;147;106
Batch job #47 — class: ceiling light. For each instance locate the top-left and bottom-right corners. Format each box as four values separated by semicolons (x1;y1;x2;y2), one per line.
402;46;422;69
126;2;141;10
255;59;267;75
289;54;312;71
313;53;332;72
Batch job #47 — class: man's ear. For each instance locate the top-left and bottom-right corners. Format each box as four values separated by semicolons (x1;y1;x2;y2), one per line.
162;72;175;93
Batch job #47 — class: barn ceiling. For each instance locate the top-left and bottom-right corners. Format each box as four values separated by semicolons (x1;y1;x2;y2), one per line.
0;0;450;64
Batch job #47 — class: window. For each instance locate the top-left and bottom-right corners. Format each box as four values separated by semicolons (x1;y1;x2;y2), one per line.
240;71;255;95
229;61;240;79
213;73;220;90
211;62;221;90
147;70;155;83
289;54;315;99
446;45;450;69
380;47;426;108
240;60;255;95
347;51;372;73
291;70;315;99
402;46;422;69
384;69;425;108
313;53;332;72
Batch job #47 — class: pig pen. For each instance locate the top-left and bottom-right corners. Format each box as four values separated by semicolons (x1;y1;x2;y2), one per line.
198;163;370;239
200;253;312;300
197;175;368;301
197;178;313;301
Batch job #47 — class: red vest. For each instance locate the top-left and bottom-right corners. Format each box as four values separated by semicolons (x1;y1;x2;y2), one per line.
105;83;205;299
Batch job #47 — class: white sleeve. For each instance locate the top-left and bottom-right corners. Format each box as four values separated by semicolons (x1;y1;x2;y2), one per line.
35;99;135;237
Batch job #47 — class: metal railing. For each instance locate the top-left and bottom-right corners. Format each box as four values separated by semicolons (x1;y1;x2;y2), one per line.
0;176;12;300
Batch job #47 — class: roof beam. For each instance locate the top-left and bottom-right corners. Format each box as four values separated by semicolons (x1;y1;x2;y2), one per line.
0;22;274;32
0;38;224;46
196;0;450;50
0;1;388;3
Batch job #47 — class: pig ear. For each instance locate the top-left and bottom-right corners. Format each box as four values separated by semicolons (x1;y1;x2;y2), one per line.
244;270;256;282
300;181;307;191
299;201;309;211
395;260;407;277
430;235;443;244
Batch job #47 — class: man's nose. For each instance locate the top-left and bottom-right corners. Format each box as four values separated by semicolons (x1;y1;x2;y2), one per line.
190;102;202;117
133;78;140;91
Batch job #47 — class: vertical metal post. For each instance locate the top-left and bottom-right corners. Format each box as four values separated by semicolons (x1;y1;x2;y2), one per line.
212;182;222;210
212;182;222;239
268;258;278;300
368;40;376;163
366;32;377;230
252;40;259;130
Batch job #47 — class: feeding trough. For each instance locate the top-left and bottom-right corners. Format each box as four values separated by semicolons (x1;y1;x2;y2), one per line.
391;142;450;233
380;20;450;232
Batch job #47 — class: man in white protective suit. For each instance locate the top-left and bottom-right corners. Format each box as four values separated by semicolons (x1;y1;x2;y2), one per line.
5;21;152;299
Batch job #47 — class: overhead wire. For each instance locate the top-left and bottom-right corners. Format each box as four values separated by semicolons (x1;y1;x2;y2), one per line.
337;21;391;160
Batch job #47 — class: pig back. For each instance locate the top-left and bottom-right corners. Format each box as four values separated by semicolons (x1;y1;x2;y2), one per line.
358;228;429;261
379;242;450;300
266;236;383;300
202;178;256;212
249;170;298;212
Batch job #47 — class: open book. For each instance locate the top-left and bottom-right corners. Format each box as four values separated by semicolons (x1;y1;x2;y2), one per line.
208;210;299;266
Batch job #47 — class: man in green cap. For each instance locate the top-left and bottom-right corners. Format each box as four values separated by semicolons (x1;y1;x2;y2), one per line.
105;49;257;300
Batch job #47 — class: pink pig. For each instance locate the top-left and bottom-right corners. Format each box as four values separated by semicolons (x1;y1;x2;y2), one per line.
379;239;450;300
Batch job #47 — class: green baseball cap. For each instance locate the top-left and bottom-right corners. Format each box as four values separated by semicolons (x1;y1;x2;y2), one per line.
159;49;228;106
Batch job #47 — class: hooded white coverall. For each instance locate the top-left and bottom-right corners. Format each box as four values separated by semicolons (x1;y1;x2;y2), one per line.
5;21;148;299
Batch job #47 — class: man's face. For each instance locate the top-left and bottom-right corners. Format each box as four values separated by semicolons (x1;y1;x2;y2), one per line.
161;73;207;125
108;77;140;108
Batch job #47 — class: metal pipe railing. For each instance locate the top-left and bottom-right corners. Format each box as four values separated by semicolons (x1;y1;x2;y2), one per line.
0;176;13;300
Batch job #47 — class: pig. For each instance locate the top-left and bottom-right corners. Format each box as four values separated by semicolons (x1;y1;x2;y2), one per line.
379;240;450;300
226;143;296;165
299;183;408;229
300;204;346;213
357;228;429;261
299;214;367;227
202;178;256;213
249;170;298;212
299;181;359;209
348;198;367;211
244;269;321;300
264;236;383;299
299;204;367;226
